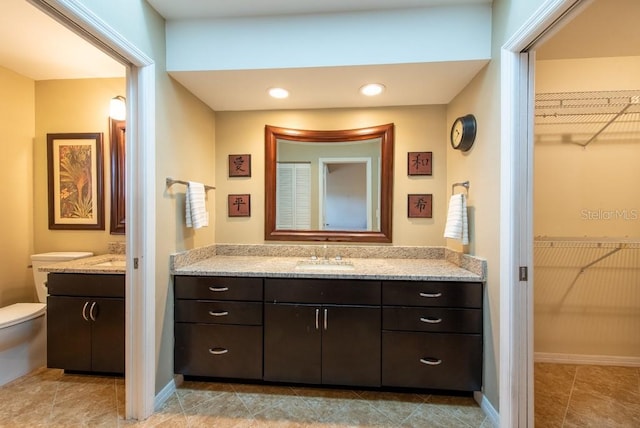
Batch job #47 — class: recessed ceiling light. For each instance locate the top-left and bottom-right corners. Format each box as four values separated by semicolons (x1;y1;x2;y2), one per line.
268;87;289;99
360;83;385;97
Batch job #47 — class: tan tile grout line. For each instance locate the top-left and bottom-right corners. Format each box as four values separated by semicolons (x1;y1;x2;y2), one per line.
560;365;578;428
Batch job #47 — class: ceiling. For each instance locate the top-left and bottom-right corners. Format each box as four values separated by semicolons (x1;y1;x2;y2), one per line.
1;0;639;111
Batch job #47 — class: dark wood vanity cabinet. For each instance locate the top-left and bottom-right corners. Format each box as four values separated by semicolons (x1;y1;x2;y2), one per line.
381;281;483;391
47;273;125;374
174;276;263;380
173;274;483;392
263;278;381;387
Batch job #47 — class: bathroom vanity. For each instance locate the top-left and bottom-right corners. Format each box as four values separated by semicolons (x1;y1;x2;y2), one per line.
41;254;126;375
171;245;485;392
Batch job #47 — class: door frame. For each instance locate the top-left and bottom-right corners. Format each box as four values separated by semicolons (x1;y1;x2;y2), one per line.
499;0;590;426
29;0;157;420
318;157;373;231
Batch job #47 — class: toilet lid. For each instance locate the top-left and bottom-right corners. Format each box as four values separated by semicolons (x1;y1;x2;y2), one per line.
0;303;46;329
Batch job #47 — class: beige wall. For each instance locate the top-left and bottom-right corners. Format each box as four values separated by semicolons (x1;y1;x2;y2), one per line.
0;66;36;306
215;106;448;246
34;78;126;255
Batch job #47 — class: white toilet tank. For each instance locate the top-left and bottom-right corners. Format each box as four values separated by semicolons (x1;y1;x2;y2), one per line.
31;252;94;302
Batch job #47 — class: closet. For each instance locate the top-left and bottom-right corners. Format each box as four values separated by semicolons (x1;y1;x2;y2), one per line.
533;89;640;362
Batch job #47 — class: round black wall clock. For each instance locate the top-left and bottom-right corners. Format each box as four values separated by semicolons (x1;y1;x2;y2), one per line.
450;114;477;152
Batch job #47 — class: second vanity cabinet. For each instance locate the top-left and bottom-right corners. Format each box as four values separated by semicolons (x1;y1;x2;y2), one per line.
263;278;381;387
47;273;125;374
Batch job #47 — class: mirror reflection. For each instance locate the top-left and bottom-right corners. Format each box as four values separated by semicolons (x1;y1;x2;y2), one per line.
265;124;394;243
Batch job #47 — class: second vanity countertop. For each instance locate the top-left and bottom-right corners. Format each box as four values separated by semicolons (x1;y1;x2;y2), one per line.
171;245;486;282
40;254;126;274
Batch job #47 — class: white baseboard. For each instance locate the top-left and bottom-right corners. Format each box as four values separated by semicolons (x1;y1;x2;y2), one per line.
535;352;640;367
154;375;183;411
474;390;499;427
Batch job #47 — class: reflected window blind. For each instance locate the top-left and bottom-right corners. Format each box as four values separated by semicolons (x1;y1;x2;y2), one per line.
276;163;311;229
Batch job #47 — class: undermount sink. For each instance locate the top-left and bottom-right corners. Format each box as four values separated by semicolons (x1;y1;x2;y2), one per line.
295;259;355;271
93;260;126;267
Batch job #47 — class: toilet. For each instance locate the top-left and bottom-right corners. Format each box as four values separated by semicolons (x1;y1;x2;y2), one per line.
0;251;93;386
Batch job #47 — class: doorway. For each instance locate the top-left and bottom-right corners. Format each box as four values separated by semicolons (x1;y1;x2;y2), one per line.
26;0;156;420
319;158;372;231
502;0;640;426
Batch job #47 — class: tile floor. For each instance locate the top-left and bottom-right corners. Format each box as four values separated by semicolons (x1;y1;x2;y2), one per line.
0;368;494;427
535;363;640;427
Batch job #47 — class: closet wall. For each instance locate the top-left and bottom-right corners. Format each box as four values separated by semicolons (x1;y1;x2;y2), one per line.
533;56;640;362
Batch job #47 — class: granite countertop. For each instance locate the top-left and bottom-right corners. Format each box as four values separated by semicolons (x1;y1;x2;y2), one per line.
40;254;126;274
172;251;485;282
171;246;486;281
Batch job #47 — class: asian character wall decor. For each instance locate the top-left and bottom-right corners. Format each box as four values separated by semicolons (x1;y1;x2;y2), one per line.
47;133;105;230
228;194;251;217
408;194;433;218
407;151;432;176
228;154;251;177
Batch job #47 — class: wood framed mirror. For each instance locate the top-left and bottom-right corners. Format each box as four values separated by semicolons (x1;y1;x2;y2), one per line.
109;118;126;234
265;123;394;243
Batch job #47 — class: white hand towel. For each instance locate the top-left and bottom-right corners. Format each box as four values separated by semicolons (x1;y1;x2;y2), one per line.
185;181;208;229
443;193;469;245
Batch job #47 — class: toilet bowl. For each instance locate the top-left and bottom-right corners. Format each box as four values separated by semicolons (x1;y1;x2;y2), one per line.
0;251;93;386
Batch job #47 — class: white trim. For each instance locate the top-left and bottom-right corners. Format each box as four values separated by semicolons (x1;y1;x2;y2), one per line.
154;376;179;411
34;0;157;421
534;353;640;367
500;1;590;427
474;391;500;427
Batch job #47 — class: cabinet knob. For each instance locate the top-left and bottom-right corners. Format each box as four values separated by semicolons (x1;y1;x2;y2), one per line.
208;347;229;355
419;317;442;324
419;357;443;366
208;286;229;292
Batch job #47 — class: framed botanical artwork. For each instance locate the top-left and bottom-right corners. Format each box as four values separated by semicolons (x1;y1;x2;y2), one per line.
407;151;432;176
228;194;251;217
228;154;251;177
408;194;433;218
47;133;105;230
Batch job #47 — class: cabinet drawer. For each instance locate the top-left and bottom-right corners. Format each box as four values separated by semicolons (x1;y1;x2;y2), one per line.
265;278;380;305
175;276;263;301
383;307;482;334
174;323;262;379
382;281;481;308
47;273;124;298
175;300;262;325
382;331;482;391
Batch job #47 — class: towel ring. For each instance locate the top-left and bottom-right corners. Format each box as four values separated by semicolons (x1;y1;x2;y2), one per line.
451;181;469;195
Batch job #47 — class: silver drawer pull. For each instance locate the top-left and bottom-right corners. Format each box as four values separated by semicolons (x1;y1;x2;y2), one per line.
82;302;90;321
208;286;229;292
208;311;229;317
420;317;442;324
419;292;442;298
420;357;442;366
208;348;228;355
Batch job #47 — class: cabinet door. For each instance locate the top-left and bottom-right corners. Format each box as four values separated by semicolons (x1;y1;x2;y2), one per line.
264;303;321;384
47;296;92;371
90;298;125;374
321;305;381;387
